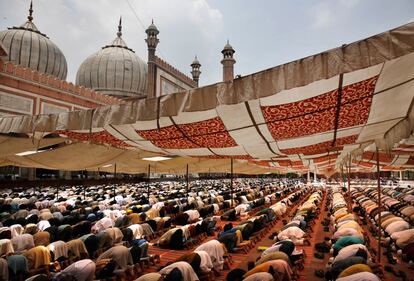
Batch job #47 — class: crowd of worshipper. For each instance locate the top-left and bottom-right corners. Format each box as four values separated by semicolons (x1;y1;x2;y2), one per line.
0;178;308;281
137;180;307;280
350;185;414;277
220;187;321;281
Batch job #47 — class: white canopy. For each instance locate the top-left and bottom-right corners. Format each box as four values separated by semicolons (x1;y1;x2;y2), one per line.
1;22;414;175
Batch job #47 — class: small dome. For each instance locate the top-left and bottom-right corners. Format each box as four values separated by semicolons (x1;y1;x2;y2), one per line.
191;56;200;66
76;18;147;98
222;40;235;54
146;20;159;35
0;2;67;80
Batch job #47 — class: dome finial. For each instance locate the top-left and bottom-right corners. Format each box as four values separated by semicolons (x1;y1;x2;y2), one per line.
28;0;34;22
117;16;122;37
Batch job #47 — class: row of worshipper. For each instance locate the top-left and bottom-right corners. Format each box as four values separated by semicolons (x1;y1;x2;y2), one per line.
381;186;414;224
135;238;229;281
382;185;414;207
323;188;382;281
351;186;414;268
222;187;316;281
154;182;300;250
135;184;308;281
220;183;299;221
217;185;309;255
270;189;320;246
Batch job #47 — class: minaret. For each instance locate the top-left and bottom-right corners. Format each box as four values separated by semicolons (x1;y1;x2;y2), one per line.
221;40;236;82
190;56;201;87
145;20;159;99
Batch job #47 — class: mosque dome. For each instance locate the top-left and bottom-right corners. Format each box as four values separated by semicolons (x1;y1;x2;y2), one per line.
76;18;147;98
0;2;68;80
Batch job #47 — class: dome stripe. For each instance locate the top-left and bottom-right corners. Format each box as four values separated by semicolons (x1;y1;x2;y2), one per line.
28;30;33;68
7;31;18;63
121;49;126;91
17;30;26;65
126;49;134;92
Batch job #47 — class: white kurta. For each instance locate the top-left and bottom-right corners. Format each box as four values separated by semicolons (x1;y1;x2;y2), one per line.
333;244;368;263
128;224;144;239
194;250;213;274
48;240;68;260
195;240;225;271
159;261;199;281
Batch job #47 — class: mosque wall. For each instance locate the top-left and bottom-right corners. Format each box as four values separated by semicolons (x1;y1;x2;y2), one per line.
154;56;197;97
0;60;123;116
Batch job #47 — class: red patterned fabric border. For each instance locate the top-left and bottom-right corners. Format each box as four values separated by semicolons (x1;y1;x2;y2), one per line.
396;144;414;149
262;76;378;141
198;155;252;160
276;160;303;167
250;160;271;167
179;118;225;136
136;117;237;149
340;77;377;103
382;166;402;170
56;130;131;148
266;108;336;140
262;89;338;122
152;138;199;149
362;151;394;163
392;144;414;155
280;135;357;155
404;156;414;166
313;153;340;164
338;97;373;128
138;125;183;141
352;160;374;168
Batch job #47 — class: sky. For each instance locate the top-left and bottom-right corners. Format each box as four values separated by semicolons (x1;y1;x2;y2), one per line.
1;0;414;87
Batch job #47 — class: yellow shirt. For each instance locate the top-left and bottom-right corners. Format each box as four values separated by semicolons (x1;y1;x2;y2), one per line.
337;264;372;278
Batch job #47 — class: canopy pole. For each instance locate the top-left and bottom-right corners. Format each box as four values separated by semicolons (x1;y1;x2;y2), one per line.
230;158;234;208
147;164;151;203
399;170;403;182
314;166;317;182
113;163;117;200
83;170;86;200
376;147;382;263
347;155;351;197
347;155;352;210
186;164;189;199
307;171;310;183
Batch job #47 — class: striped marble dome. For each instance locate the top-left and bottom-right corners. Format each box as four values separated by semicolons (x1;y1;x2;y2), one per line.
76;19;147;98
0;4;67;80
